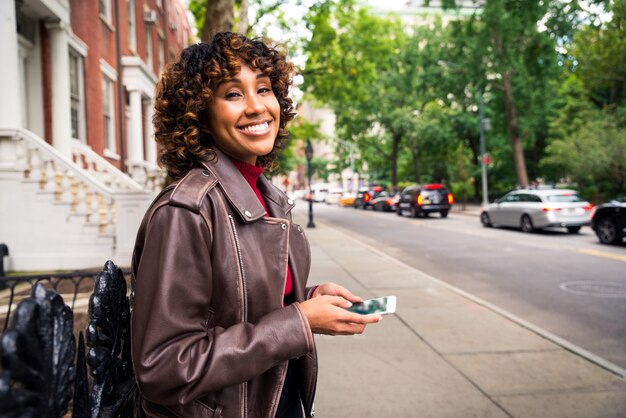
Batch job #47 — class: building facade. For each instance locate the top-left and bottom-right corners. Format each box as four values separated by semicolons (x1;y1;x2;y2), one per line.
0;0;194;271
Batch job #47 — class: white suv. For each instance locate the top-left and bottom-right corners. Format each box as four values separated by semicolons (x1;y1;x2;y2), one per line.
480;189;593;233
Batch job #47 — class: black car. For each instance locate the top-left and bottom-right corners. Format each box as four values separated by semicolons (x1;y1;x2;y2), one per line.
354;186;384;210
397;184;454;218
591;197;626;245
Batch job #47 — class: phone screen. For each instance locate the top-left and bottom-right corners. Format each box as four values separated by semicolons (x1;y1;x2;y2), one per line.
346;296;396;315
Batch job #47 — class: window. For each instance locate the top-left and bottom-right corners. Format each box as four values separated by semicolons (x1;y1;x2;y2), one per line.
69;50;86;142
145;25;153;72
102;75;116;153
157;34;164;74
99;0;112;23
546;193;585;203
127;0;136;52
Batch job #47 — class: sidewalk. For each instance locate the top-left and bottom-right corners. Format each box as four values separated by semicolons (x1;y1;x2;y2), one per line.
292;208;626;418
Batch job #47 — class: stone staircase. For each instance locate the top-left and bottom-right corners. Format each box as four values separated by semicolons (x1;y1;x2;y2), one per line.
0;128;163;271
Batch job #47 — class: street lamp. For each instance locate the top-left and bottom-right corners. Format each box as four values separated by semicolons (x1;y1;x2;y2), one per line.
305;139;315;228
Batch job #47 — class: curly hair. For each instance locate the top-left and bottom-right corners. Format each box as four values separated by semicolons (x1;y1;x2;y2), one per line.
153;32;296;180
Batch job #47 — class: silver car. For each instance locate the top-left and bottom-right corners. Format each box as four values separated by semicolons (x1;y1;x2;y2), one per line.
480;189;593;233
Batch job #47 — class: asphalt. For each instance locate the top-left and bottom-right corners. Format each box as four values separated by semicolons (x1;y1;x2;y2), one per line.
291;204;626;418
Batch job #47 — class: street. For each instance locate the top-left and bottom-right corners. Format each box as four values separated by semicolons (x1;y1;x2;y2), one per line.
299;202;626;371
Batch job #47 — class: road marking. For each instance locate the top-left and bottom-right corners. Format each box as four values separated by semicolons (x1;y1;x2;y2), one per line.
578;248;626;263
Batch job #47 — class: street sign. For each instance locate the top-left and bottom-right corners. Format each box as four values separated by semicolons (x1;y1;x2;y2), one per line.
482;153;492;165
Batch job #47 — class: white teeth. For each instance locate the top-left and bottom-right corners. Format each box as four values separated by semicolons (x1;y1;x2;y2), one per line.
240;122;269;133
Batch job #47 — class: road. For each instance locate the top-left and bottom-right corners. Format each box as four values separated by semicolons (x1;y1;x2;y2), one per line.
299;202;626;371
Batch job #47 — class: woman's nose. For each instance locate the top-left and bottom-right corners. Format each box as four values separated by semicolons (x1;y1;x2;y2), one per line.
245;93;265;115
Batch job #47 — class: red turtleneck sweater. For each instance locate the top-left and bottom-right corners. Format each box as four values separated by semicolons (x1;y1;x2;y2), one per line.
231;159;293;298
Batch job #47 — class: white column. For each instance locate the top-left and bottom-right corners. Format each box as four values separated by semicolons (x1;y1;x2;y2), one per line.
0;1;22;129
46;22;72;159
144;99;156;165
127;90;144;164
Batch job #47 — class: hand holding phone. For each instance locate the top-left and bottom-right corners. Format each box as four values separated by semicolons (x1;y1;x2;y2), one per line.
346;296;396;315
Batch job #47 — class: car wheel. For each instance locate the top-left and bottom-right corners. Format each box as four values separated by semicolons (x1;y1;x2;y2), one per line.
567;226;581;234
410;206;419;218
521;215;534;233
397;208;403;216
440;210;448;218
480;212;492;227
596;217;621;244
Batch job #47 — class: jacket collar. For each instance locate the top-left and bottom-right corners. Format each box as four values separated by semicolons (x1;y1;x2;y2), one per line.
201;148;295;222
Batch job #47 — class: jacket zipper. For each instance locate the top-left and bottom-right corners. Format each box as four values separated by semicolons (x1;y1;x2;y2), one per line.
228;214;248;418
307;354;318;417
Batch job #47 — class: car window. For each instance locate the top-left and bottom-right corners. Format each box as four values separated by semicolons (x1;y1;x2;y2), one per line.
545;193;585;203
502;194;520;202
521;194;542;202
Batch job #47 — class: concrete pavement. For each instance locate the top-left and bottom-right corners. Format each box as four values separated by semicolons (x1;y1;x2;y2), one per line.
292;206;626;418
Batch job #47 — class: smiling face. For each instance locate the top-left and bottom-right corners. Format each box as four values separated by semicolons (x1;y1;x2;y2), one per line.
207;64;281;165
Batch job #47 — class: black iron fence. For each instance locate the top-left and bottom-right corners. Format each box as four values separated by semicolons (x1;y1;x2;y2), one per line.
0;261;140;418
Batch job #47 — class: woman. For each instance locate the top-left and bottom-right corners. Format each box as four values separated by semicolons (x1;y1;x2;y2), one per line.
131;32;381;418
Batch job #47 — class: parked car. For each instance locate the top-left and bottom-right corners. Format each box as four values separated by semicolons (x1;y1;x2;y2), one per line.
371;191;398;212
339;193;356;207
591;197;626;245
480;188;593;233
325;188;344;205
354;186;384;210
397;184;454;218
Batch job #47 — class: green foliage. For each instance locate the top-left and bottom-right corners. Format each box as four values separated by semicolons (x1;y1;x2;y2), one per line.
188;0;207;36
542;109;626;200
571;0;626;106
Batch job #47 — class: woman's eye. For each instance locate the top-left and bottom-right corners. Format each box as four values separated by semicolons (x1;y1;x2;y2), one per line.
225;91;241;99
258;87;272;94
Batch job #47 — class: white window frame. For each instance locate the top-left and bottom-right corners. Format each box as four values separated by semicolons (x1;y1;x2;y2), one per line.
68;38;87;143
99;0;112;24
127;0;137;53
157;32;165;75
100;59;118;157
145;24;153;73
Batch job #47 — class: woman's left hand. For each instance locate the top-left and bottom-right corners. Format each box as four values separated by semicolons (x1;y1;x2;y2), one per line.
311;282;363;304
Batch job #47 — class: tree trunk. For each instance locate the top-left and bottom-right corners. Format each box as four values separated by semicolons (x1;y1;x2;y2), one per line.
493;30;529;188
202;0;234;42
411;146;420;184
237;0;249;35
501;70;529;187
391;132;401;187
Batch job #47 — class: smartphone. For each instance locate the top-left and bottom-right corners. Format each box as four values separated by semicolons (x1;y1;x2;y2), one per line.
346;296;396;315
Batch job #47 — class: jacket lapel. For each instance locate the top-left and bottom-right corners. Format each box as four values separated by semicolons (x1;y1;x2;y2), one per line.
201;149;266;223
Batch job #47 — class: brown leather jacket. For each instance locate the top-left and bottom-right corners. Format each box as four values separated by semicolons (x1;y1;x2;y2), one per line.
131;150;318;418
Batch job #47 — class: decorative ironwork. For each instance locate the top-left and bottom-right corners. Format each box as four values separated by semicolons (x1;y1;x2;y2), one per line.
0;283;76;417
0;261;139;417
87;261;137;418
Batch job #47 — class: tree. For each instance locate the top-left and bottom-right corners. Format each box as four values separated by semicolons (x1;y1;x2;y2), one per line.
571;0;626;107
201;0;235;41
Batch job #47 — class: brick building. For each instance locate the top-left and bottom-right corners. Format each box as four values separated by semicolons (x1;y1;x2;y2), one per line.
0;0;194;271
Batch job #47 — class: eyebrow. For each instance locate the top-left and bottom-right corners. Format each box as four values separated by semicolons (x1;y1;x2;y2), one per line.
226;74;271;84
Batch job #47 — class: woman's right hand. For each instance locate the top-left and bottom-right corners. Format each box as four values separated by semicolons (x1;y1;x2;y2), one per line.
298;296;382;336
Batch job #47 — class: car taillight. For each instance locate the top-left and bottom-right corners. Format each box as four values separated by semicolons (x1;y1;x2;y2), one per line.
386;198;393;205
416;195;423;205
542;207;561;212
364;193;371;202
582;204;593;211
447;193;454;204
